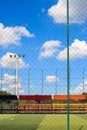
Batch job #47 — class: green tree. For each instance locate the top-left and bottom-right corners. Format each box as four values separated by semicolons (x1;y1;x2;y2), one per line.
0;90;12;95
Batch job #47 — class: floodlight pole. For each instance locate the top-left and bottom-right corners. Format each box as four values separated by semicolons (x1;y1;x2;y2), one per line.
10;54;25;98
66;0;70;130
15;57;19;98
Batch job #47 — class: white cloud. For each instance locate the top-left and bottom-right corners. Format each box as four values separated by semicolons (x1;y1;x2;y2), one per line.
71;79;87;94
39;39;87;60
39;40;61;58
46;75;59;83
2;88;7;91
0;52;28;69
57;39;87;60
0;23;34;47
0;73;15;85
0;73;24;95
48;0;87;24
2;87;24;95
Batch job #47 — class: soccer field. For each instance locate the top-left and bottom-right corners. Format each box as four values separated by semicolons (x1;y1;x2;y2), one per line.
0;114;87;130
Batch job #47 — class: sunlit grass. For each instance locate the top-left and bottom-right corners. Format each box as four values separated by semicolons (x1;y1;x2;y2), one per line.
0;114;87;130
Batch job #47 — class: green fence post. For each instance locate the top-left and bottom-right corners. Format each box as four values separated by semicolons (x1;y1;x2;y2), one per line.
42;69;44;95
55;69;58;94
66;0;70;130
28;69;30;95
83;68;84;94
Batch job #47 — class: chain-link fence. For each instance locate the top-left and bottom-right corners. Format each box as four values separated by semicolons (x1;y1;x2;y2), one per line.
0;0;87;130
1;68;87;96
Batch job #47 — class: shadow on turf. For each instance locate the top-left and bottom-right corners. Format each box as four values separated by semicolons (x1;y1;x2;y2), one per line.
31;125;43;130
79;125;83;130
31;115;45;130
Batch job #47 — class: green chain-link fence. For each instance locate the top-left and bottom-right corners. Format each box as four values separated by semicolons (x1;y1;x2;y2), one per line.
0;0;87;130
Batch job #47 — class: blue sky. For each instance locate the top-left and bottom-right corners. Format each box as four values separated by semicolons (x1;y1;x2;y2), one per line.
0;0;87;95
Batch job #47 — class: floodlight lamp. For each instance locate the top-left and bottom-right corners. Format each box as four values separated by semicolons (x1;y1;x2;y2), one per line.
22;54;25;57
14;55;17;57
10;55;12;57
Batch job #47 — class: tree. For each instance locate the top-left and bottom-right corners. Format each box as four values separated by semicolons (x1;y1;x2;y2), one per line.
0;90;12;95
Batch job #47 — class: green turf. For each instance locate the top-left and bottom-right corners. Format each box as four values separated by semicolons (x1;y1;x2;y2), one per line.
0;114;87;130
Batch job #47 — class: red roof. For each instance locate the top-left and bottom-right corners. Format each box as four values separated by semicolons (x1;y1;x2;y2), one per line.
54;95;86;100
19;95;52;100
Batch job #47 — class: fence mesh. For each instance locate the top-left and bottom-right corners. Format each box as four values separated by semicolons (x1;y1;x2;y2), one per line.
0;0;87;130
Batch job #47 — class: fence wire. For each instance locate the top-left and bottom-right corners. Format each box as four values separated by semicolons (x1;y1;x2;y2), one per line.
0;68;87;95
0;0;87;130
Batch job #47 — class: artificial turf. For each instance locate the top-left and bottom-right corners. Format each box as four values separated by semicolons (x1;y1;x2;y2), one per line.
0;114;87;130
